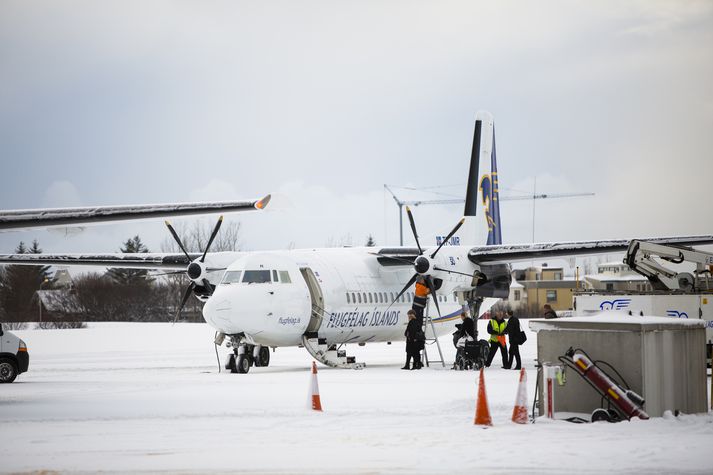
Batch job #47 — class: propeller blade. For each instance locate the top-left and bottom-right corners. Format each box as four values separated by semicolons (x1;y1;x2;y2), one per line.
424;275;441;319
430;217;465;258
405;206;423;255
173;282;196;324
388;273;419;310
165;220;191;261
202;278;214;296
201;215;224;262
432;266;475;278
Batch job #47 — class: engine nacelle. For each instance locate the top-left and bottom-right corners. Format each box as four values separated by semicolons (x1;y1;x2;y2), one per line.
473;263;511;298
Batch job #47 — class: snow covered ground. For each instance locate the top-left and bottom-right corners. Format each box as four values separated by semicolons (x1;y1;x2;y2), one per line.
2;321;712;474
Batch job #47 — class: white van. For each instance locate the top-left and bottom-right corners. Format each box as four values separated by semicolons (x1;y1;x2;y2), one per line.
0;323;29;383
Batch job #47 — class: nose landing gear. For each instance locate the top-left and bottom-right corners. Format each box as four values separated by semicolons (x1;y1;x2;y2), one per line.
224;342;271;374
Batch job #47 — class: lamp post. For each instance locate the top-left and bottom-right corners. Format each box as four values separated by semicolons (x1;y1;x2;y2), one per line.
38;278;49;323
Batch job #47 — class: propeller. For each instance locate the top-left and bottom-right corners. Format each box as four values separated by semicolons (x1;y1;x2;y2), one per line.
389;207;466;319
164;215;226;323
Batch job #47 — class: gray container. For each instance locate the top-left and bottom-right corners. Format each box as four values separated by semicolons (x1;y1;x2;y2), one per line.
530;313;707;418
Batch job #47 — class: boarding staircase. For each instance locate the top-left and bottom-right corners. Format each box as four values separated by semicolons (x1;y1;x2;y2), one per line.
301;302;365;369
421;300;445;368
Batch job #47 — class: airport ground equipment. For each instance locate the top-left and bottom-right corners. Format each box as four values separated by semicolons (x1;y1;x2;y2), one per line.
530;314;708;417
422;299;445;368
558;347;648;421
625;240;713;291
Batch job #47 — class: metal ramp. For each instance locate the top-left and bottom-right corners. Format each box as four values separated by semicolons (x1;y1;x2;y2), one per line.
421;300;445;368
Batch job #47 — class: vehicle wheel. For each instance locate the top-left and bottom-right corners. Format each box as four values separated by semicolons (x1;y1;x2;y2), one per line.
473;360;483;370
236;354;251;374
226;354;237;373
0;358;18;383
258;347;270;367
591;408;611;423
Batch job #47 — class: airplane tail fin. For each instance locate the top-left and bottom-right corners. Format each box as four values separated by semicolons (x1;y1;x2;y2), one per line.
462;111;502;246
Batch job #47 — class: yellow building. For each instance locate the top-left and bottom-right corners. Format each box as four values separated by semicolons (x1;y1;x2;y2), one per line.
510;266;581;313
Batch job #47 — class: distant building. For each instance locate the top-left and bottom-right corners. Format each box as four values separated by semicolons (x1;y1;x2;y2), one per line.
583;262;651;292
508;265;581;313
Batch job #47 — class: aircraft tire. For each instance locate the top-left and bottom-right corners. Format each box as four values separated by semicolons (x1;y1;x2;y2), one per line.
0;358;18;383
258;347;270;367
227;354;238;373
236;354;250;374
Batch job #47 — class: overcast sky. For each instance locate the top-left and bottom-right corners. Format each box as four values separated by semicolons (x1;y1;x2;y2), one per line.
1;1;712;265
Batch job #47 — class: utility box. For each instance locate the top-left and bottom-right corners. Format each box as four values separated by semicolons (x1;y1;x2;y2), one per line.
530;312;708;418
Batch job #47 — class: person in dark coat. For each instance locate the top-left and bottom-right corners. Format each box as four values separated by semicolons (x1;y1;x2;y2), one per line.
504;310;523;370
485;311;508;368
403;310;424;370
543;304;558;319
460;312;475;339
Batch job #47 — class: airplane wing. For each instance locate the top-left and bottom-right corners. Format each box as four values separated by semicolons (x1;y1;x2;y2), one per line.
0;194;270;231
0;252;197;270
467;235;713;264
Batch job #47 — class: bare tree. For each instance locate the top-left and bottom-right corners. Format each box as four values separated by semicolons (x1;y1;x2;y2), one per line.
160;219;242;253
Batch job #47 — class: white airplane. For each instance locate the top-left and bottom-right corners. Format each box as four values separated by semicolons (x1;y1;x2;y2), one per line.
2;112;712;373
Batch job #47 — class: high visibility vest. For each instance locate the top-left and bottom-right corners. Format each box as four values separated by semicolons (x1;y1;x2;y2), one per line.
489;319;507;343
415;282;430;298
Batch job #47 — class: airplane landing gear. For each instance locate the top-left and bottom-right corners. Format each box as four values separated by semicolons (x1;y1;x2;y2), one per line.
225;342;271;374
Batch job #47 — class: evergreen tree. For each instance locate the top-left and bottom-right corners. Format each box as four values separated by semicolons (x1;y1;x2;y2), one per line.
0;240;51;321
106;235;153;286
365;234;376;247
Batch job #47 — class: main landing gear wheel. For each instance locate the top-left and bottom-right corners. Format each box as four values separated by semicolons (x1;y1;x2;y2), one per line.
236;354;251;374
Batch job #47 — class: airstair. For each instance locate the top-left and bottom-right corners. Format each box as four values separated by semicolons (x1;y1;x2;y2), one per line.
301;299;365;369
421;300;445;368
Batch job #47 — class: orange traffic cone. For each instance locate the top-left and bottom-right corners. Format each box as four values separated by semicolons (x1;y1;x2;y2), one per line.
474;368;492;426
512;368;529;424
309;361;323;412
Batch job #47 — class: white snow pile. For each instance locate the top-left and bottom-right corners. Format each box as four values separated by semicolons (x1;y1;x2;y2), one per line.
2;321;712;474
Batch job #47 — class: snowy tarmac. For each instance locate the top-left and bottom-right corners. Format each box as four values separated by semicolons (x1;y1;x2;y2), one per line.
2;321;712;474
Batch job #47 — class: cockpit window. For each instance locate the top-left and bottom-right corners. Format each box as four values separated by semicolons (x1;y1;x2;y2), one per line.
242;270;272;284
221;271;242;284
278;271;291;283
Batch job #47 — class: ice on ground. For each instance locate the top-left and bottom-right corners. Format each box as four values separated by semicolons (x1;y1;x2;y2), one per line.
2;321;712;474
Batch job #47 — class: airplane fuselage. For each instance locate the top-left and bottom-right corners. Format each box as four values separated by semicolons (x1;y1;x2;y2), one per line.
202;246;485;348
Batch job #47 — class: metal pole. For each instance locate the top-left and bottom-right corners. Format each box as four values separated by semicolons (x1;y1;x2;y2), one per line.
399;203;403;246
532;177;537;243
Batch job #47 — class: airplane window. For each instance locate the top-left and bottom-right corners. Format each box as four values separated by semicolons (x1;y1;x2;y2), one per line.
272;270;279;282
368;293;373;304
362;293;366;304
351;293;356;303
390;292;395;302
379;293;384;304
347;293;351;304
358;293;362;304
242;270;271;284
221;271;242;284
278;271;291;283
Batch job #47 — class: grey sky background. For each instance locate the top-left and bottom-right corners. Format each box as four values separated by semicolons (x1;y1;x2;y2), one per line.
1;1;712;265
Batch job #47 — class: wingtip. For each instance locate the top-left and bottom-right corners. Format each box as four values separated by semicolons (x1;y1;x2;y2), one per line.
255;194;271;210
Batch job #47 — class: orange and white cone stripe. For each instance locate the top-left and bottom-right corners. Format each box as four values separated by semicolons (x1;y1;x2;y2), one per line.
511;368;528;424
309;361;323;412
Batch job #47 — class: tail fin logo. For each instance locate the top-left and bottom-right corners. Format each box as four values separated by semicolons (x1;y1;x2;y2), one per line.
480;129;502;246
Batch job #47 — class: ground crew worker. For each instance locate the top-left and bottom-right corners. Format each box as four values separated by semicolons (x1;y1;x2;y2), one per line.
485;311;508;368
403;310;424;370
411;278;430;326
504;309;523;370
